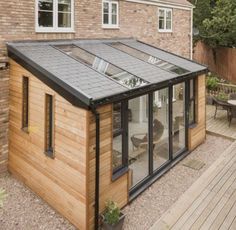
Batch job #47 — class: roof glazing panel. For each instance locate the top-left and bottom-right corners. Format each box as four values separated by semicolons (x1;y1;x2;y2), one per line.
55;44;149;89
108;42;190;75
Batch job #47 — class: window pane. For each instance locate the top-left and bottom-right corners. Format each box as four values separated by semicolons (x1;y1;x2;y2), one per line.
112;3;117;14
172;83;186;157
112;14;117;25
38;11;53;27
166;10;172;20
103;2;109;14
190;79;194;98
166;20;171;30
129;95;149;187
58;0;71;12
38;0;53;11
113;134;123;171
189;100;195;124
159;10;164;18
113;103;122;132
22;77;29;130
159;19;164;30
103;13;109;24
58;12;71;27
153;88;169;170
45;94;54;157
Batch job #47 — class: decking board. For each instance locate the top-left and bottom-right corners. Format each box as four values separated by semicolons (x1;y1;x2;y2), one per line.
150;141;236;230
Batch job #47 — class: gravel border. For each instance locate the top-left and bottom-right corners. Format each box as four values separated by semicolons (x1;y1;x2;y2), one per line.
0;135;232;230
0;175;76;230
122;135;233;230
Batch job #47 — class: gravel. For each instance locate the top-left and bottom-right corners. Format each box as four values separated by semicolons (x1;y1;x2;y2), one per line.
123;134;233;230
0;175;76;230
0;135;232;230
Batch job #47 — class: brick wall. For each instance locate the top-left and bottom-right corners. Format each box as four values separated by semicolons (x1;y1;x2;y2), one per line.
0;0;192;173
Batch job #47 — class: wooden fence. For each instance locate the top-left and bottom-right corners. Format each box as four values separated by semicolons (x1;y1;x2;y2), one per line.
193;42;236;83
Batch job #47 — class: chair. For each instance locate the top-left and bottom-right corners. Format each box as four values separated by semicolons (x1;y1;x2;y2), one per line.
229;93;236;100
131;119;164;150
212;97;230;120
229;105;236;126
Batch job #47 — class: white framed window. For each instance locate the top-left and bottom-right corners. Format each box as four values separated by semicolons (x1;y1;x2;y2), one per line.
36;0;74;33
102;0;119;28
158;8;172;32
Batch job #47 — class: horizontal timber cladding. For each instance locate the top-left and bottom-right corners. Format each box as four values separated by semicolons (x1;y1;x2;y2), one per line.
88;104;129;229
188;74;206;150
8;59;89;229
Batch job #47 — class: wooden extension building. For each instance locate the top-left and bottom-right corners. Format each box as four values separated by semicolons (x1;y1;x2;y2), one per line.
7;39;207;229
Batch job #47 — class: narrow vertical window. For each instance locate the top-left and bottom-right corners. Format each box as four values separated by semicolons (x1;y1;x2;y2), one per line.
22;77;29;131
45;94;54;158
189;79;196;125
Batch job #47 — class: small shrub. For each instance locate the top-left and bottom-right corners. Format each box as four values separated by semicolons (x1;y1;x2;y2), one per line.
216;92;229;101
206;74;219;91
0;188;7;208
103;200;121;225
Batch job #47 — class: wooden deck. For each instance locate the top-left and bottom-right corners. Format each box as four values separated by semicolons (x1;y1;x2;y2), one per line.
150;141;236;230
207;105;236;140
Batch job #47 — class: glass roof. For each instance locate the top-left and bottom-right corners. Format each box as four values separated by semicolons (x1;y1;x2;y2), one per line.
109;42;190;75
55;44;149;89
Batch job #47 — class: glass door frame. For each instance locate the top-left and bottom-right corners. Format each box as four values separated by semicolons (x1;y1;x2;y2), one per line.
116;80;191;196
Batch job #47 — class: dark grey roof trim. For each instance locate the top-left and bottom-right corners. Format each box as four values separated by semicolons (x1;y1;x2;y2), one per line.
7;45;91;109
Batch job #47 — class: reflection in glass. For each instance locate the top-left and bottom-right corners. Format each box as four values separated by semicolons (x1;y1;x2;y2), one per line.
58;0;71;27
56;44;148;89
153;88;169;170
129;95;149;187
103;2;109;24
172;83;186;157
109;42;189;75
112;103;123;172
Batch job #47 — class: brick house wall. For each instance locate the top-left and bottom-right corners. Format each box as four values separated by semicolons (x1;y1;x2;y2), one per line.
0;0;192;173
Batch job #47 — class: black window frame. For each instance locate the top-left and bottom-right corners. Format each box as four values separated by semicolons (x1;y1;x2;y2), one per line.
112;102;128;180
188;78;197;126
45;94;54;158
22;76;29;132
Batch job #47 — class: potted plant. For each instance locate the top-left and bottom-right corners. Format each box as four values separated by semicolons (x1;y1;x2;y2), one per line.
101;200;125;230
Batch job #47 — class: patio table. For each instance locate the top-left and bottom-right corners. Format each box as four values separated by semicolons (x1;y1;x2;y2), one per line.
228;100;236;106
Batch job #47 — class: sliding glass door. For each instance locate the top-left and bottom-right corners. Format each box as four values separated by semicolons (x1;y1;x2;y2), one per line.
125;83;187;191
128;95;149;187
153;88;169;171
172;82;186;158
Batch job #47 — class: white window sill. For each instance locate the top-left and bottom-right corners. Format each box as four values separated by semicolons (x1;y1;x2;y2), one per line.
35;28;75;33
158;29;173;33
102;25;120;29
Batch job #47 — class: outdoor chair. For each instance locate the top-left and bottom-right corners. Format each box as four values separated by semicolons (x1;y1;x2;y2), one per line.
131;119;164;150
229;93;236;100
212;97;230;120
229;105;236;126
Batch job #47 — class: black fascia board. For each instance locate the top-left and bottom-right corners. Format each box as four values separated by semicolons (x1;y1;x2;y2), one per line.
92;68;208;106
7;45;91;110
